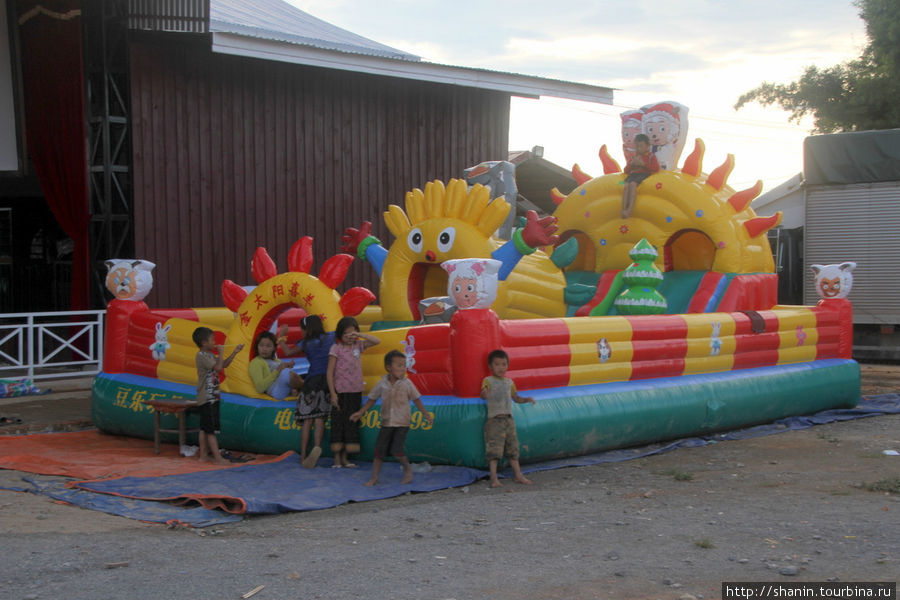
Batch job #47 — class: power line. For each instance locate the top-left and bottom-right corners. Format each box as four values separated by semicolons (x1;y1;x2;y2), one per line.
517;97;810;132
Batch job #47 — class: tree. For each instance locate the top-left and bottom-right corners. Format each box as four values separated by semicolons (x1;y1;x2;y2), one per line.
735;0;900;133
613;239;667;316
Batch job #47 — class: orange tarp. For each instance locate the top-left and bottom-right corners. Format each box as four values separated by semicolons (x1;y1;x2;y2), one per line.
0;430;285;480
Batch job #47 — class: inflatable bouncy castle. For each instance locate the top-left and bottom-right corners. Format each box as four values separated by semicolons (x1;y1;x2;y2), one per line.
93;138;860;468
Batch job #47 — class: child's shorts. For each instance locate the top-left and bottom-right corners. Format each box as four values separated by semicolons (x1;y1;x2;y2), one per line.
625;172;652;185
373;426;409;459
198;401;220;434
484;414;519;461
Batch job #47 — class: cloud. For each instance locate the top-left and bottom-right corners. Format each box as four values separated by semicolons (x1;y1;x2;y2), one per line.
284;0;866;193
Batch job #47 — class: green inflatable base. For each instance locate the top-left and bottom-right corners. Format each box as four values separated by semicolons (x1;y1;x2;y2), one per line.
92;359;860;469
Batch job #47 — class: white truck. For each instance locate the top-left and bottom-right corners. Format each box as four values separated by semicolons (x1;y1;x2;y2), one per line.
754;129;900;360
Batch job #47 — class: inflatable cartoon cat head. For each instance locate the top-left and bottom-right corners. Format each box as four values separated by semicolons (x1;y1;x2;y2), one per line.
104;259;155;301
811;262;856;300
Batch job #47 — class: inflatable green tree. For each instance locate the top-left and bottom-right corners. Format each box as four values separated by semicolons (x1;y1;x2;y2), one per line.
614;238;667;315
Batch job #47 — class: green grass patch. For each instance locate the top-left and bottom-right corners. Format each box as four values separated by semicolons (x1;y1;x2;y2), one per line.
859;452;884;459
693;538;715;549
655;468;694;481
864;477;900;494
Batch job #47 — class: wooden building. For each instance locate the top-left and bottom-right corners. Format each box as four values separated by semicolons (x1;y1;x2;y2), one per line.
2;0;612;310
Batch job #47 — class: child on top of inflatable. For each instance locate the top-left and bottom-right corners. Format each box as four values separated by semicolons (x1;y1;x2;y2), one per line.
621;133;660;220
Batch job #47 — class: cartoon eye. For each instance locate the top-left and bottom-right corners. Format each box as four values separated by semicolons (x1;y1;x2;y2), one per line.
437;227;456;252
407;227;423;253
454;284;461;293
466;284;475;292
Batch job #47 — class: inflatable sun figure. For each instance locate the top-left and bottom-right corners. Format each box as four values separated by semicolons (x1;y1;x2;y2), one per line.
551;140;781;275
220;237;375;397
343;178;574;322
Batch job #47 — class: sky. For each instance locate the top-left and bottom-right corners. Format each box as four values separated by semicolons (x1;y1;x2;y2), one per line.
286;0;867;194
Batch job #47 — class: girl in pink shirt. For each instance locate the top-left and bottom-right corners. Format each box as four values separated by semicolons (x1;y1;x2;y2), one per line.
326;316;380;468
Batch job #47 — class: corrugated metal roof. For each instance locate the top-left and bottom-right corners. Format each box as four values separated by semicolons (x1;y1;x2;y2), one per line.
210;0;420;62
130;0;613;104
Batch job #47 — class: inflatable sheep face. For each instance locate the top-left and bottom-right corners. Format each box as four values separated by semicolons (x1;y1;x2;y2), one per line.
811;262;856;300
441;258;501;309
104;259;156;301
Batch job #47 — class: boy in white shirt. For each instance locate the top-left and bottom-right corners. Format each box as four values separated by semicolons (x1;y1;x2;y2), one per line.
351;350;433;485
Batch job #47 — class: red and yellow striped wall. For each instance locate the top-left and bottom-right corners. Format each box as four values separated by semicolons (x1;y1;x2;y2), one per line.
380;299;853;398
104;296;853;401
104;300;233;386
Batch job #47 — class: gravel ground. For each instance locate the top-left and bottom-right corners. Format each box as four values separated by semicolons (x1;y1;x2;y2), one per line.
2;371;899;600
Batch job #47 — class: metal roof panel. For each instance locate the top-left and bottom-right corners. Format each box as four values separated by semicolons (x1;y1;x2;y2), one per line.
210;0;420;61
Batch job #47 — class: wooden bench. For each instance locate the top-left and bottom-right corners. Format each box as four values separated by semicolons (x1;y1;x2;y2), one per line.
144;399;201;455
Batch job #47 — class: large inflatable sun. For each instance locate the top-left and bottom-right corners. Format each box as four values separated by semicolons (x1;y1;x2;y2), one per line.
370;179;567;321
219;238;375;398
552;140;781;274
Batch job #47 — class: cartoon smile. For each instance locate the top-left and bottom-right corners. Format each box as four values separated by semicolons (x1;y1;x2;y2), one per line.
820;278;841;297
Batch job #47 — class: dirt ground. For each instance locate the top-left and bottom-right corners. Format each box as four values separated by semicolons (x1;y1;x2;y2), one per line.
2;366;899;599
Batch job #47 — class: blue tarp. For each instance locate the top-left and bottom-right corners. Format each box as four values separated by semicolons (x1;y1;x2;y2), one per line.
4;475;243;527
75;455;486;514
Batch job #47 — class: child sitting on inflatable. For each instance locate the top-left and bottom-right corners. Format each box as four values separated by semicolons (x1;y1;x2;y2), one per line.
621;133;659;220
248;331;303;400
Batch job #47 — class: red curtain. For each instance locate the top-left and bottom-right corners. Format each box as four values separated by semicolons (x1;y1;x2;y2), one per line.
18;0;90;310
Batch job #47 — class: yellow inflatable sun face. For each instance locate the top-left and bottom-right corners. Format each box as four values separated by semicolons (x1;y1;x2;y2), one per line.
379;179;568;321
384;217;498;320
381;180;507;321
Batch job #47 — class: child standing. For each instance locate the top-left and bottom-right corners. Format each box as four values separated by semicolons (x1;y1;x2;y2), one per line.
248;331;303;400
481;349;535;488
351;350;433;486
278;315;335;468
621;133;660;219
192;327;243;464
327;316;380;468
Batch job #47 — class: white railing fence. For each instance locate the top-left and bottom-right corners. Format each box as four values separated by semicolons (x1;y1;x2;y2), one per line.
0;310;105;381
